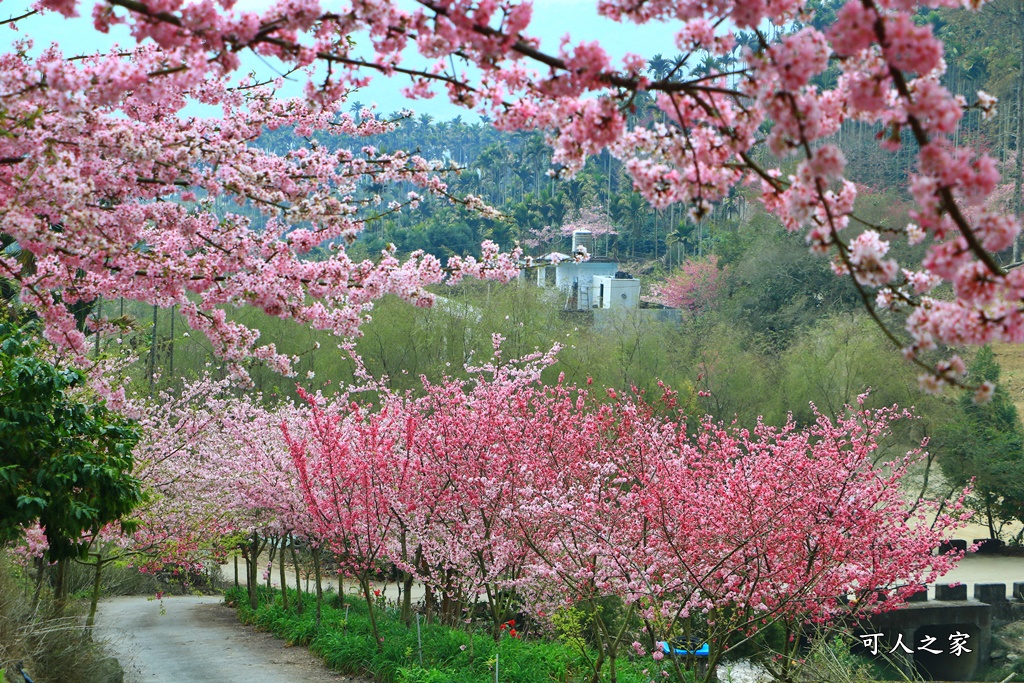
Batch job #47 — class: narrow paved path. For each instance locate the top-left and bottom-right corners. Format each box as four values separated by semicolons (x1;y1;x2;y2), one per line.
96;595;373;683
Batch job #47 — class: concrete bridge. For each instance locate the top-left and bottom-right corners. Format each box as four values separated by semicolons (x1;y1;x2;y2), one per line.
855;582;1024;681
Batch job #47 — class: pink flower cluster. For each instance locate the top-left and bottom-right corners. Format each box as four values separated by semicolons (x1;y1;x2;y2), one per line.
651;256;725;314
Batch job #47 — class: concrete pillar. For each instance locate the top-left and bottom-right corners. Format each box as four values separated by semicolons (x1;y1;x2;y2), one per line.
938;539;968;555
974;583;1007;603
935;584;968;601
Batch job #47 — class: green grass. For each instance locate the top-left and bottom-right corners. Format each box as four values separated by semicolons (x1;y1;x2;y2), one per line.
225;586;693;683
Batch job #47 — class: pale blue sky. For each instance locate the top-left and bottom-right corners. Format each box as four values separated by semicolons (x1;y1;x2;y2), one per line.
2;1;682;120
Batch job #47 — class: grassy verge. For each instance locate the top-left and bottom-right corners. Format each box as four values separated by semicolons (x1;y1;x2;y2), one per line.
0;554;123;683
225;586;691;683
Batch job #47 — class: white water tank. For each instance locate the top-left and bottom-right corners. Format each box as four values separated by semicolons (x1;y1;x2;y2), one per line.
572;229;595;256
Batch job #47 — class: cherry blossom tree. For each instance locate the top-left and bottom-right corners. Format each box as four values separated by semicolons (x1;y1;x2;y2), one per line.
287;390;400;641
561;208;620;240
71;376;309;614
191;391;319;611
510;386;969;683
627;398;968;682
131;378;335;612
650;255;725;314
527;212;616;256
281;342;968;682
513;385;660;683
285;344;561;635
121;378;247;573
0;0;1019;389
381;351;553;634
18;375;243;623
0;10;520;377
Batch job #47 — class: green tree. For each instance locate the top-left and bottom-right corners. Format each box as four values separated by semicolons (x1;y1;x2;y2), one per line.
720;210;860;348
936;346;1024;539
611;192;647;256
780;314;933;423
0;323;141;599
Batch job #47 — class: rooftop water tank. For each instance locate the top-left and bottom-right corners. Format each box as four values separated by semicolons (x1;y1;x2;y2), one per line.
572;229;595;256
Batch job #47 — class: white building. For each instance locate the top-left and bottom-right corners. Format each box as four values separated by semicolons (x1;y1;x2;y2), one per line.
591;274;641;309
531;232;640;311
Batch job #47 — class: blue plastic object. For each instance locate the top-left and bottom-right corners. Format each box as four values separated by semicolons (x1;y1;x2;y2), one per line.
659;641;709;657
10;662;34;683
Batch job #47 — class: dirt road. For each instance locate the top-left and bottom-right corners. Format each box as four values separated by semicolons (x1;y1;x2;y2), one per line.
95;595;372;683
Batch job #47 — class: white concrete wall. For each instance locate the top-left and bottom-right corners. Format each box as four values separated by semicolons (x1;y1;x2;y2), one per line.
592;276;640;309
554;262;619;310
